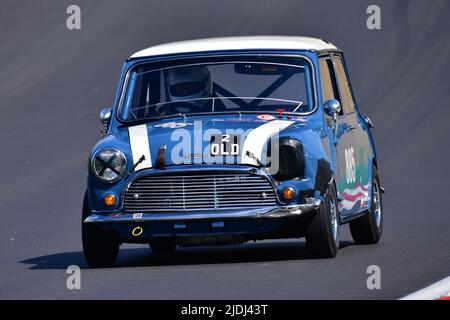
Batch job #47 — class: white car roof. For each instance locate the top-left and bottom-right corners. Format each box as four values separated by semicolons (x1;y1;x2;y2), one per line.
130;36;338;58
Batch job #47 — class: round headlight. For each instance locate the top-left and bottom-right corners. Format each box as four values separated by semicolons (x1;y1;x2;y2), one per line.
92;148;127;183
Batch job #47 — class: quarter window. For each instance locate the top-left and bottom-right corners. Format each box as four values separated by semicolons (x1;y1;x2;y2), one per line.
319;58;337;102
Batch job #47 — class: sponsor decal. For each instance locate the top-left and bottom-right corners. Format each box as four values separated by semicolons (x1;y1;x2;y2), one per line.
184;153;203;159
339;183;369;211
132;213;143;219
211;117;265;123
292;116;308;122
154;121;192;129
256;114;276;121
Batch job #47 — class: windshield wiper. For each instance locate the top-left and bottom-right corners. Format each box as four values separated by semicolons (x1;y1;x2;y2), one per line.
118;113;187;127
128;155;146;174
245;151;262;167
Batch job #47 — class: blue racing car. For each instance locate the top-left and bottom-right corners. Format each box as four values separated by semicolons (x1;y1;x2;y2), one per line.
82;36;384;267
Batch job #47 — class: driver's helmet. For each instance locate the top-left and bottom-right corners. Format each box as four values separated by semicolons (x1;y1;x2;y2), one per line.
166;65;212;108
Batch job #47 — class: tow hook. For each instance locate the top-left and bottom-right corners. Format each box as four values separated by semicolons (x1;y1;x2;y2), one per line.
132;226;144;237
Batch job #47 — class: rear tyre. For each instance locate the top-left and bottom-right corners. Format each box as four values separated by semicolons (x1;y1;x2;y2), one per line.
349;165;383;244
82;192;120;268
149;238;177;254
305;183;340;258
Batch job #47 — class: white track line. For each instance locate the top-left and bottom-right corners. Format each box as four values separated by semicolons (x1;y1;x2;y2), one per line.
400;276;450;300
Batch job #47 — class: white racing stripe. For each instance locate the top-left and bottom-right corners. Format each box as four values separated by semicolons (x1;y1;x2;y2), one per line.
241;120;294;166
400;276;450;300
128;124;152;171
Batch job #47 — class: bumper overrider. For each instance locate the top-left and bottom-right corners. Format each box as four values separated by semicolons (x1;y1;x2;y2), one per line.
85;166;323;241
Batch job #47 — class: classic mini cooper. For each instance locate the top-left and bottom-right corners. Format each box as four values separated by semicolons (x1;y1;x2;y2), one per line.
83;36;384;267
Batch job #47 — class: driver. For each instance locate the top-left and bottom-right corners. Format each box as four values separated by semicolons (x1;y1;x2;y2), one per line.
164;65;212;113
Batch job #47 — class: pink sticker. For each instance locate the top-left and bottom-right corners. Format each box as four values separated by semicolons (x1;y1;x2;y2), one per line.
257;114;276;121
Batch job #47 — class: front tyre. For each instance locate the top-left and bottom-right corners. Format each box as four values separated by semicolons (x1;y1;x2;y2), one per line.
305;183;340;258
82;192;119;268
349;165;383;244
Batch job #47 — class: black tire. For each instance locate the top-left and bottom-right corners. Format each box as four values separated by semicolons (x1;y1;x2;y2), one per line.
305;183;340;258
149;238;177;254
349;165;383;244
82;191;119;267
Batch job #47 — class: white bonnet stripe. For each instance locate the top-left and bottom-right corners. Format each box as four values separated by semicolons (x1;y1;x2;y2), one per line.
128;124;152;171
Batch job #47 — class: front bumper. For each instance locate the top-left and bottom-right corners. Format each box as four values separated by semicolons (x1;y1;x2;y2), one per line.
83;198;321;242
84;197;321;223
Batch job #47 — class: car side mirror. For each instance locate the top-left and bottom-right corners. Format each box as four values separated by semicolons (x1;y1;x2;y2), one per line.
324;99;341;120
99;108;112;135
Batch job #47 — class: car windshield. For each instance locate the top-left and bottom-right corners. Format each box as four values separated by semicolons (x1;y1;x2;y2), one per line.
119;56;315;121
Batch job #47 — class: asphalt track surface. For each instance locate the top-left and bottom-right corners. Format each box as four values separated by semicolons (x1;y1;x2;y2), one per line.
0;0;449;299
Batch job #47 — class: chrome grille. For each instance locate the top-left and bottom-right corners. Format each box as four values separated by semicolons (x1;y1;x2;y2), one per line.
124;173;277;212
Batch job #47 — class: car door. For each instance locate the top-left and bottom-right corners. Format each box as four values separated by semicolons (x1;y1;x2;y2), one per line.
319;55;358;217
332;54;371;216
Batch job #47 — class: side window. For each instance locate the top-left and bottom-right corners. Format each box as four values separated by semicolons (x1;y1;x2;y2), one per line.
334;57;356;115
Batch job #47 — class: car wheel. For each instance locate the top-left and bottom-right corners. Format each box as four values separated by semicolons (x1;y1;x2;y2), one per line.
349;165;383;244
82;191;119;268
149;238;177;254
305;182;340;258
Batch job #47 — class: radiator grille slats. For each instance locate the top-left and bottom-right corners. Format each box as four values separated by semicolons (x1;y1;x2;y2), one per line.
124;173;277;212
